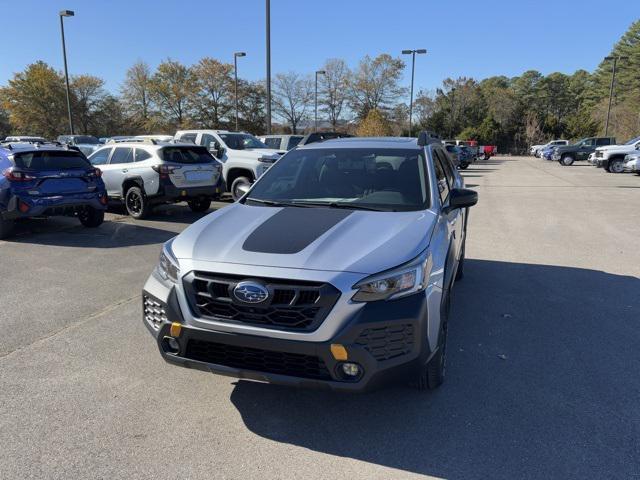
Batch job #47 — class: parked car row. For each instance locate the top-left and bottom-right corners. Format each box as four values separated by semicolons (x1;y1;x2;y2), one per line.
531;135;640;174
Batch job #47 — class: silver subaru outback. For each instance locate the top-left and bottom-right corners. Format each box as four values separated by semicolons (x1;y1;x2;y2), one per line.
142;134;477;392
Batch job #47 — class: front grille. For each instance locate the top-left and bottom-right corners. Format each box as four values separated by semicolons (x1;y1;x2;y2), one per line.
185;339;332;380
143;295;167;330
356;324;415;361
596;151;604;158
183;272;340;331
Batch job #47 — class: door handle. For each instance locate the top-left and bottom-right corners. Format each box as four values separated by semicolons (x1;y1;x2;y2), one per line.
122;169;128;173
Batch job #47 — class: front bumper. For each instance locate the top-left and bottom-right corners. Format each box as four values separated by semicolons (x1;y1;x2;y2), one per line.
1;192;106;220
624;161;640;173
142;279;435;392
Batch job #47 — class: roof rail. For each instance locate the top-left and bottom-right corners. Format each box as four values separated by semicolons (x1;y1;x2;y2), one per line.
417;130;442;146
106;137;157;145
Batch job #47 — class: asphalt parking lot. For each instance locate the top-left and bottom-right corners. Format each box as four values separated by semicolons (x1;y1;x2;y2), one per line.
1;157;639;480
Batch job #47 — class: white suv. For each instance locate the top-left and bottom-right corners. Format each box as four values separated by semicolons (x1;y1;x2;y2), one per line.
175;130;284;200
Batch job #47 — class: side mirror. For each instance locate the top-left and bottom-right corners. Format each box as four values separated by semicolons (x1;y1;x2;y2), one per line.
216;147;226;158
445;188;478;213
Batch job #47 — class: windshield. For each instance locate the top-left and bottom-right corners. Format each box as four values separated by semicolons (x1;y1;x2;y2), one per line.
74;136;99;145
624;136;640;145
160;146;214;164
14;151;91;170
219;133;268;150
245;148;430;212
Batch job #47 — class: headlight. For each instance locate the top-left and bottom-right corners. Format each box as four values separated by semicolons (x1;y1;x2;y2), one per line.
352;251;432;302
154;239;180;283
258;155;276;163
212;162;222;182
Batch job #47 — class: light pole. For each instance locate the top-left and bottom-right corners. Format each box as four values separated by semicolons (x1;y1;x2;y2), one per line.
234;52;246;131
401;49;427;137
59;10;75;135
265;0;272;134
315;70;325;132
604;55;628;136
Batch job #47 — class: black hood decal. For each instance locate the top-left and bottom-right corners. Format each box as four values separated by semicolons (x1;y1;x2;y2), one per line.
242;207;353;254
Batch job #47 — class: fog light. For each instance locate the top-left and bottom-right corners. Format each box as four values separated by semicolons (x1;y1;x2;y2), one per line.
163;336;180;354
341;362;362;378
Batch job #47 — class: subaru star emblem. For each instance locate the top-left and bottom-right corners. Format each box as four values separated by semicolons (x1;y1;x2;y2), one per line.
233;281;269;304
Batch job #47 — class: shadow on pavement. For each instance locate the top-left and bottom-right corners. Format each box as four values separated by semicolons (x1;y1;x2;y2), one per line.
230;259;640;479
7;217;177;248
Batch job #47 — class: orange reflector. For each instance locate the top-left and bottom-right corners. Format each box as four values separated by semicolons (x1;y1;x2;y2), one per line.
330;344;348;361
170;322;182;337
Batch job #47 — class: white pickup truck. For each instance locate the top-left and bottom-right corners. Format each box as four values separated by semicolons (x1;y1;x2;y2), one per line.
174;130;285;199
590;136;640;173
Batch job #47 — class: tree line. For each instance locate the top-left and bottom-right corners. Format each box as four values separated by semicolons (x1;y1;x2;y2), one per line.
0;20;638;152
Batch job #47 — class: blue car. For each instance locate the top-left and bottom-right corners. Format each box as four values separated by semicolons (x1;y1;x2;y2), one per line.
541;146;555;160
0;142;107;239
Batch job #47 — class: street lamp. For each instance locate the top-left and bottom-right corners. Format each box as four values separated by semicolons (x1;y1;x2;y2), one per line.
59;10;75;135
234;52;246;131
315;70;325;132
604;55;628;136
401;49;427;137
265;0;271;134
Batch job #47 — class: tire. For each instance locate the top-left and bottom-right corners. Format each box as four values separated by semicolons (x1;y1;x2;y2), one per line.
455;240;465;281
78;207;104;228
188;198;211;213
124;186;151;219
0;217;15;240
459;162;469;170
231;176;252;201
609;159;625;174
560;154;574;166
412;291;449;391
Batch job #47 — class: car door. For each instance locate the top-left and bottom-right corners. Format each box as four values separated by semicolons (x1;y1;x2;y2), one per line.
89;147;114;193
432;149;463;281
436;149;464;258
104;147;134;197
577;139;595;160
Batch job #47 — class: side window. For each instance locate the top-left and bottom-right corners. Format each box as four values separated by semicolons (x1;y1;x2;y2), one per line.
596;138;611;146
288;136;302;149
135;148;152;162
110;147;134;165
435;149;456;190
264;138;281;149
89;148;111;166
199;133;216;149
178;133;197;144
432;150;450;205
582;139;595;147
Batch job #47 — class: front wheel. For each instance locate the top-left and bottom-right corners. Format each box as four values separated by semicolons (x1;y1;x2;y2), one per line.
125;186;151;219
412;292;449;391
78;207;104;228
0;217;15;239
231;176;252;201
188;198;211;213
609;159;625;174
560;155;574;166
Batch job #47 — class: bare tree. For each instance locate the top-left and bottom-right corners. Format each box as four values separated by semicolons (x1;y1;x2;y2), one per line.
319;59;350;129
348;54;405;119
272;72;313;134
121;61;153;130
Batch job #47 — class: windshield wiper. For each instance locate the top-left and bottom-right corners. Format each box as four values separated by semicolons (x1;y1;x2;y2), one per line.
291;201;387;212
245;198;312;208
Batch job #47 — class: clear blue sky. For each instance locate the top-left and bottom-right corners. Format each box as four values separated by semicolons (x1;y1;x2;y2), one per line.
1;0;637;94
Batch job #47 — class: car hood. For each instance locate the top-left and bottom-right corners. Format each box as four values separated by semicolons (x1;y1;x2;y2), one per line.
229;148;283;160
595;145;633;152
171;203;436;275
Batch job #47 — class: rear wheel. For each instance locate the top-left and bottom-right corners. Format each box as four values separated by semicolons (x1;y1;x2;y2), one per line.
459;162;469;170
560;155;574;166
231;176;252;201
125;186;151;219
0;217;15;240
78;207;104;228
609;159;625;174
188;198;211;213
